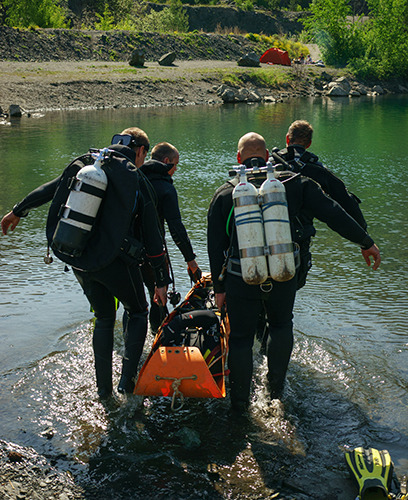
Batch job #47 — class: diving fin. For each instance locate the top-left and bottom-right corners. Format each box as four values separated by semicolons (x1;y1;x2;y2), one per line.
344;447;393;500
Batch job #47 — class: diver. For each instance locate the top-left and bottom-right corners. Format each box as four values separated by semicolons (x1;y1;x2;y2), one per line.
270;119;370;289
139;141;201;331
1;127;171;399
207;132;381;413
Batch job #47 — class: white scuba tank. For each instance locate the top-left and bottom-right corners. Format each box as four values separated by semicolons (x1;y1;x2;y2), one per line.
52;148;108;257
232;166;268;285
259;164;295;282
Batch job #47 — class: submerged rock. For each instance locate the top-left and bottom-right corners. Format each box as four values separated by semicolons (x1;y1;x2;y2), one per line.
175;426;201;449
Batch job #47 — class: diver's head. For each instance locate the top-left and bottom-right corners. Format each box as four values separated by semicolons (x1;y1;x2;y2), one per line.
286;120;313;149
237;132;269;164
151;142;179;176
110;127;150;167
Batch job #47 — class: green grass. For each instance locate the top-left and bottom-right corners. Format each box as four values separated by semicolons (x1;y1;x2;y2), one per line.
212;67;293;88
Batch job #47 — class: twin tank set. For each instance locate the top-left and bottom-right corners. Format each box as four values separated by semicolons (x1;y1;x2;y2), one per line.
232;163;296;285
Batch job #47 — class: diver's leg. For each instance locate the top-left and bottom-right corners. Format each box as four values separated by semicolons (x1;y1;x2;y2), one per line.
118;310;148;393
73;269;116;398
99;260;149;394
225;277;262;411
264;278;297;399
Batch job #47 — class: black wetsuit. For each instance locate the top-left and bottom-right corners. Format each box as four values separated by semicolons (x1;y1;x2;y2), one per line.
274;145;366;227
12;144;171;397
139;159;196;330
207;157;375;407
271;145;367;288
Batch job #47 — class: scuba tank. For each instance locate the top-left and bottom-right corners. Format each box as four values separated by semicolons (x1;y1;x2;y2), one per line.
259;163;296;282
51;148;109;257
232;165;268;285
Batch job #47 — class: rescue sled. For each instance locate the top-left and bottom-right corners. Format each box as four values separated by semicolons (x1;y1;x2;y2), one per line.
134;273;229;408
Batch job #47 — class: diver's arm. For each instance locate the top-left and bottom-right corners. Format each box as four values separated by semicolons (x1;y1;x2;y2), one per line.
1;176;61;235
310;165;367;229
162;186;196;262
207;184;233;292
139;179;172;290
12;176;61;217
305;180;381;269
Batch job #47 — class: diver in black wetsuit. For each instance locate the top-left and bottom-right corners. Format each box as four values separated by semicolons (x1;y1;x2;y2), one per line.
271;119;370;289
1;127;171;399
207;132;381;413
139;142;201;331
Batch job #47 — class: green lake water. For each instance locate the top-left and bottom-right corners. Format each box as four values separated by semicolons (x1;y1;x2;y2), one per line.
0;96;407;499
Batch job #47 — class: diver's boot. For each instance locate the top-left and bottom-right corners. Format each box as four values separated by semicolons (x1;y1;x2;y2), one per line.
93;321;115;399
117;311;148;394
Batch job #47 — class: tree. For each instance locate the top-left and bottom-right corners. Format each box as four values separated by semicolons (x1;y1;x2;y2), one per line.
4;0;68;27
302;0;364;66
363;0;408;77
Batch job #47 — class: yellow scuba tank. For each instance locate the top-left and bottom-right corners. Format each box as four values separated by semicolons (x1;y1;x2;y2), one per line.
259;163;296;282
232;166;268;285
51;148;108;257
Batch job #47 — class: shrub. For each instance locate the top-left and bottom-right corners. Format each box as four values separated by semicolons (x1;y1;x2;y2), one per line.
302;0;364;66
4;0;68;28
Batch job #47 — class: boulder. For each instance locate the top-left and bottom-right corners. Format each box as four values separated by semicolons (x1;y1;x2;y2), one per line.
264;96;277;103
216;84;229;96
220;88;237;103
355;84;367;95
220;86;263;103
333;76;351;93
247;89;262;102
9;104;22;117
372;84;384;94
327;85;349;97
236;88;250;101
158;52;176;66
237;52;260;67
349;89;361;97
129;49;145;67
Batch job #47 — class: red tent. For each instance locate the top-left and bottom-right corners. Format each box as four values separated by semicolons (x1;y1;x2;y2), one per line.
260;48;291;66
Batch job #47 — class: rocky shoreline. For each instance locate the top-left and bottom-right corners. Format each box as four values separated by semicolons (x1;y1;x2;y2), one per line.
1;27;408;118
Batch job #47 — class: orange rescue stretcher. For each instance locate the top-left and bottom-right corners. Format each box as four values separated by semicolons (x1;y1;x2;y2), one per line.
134;273;229;409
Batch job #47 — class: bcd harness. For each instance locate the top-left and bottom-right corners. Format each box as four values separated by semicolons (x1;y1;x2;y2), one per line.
270;146;321;173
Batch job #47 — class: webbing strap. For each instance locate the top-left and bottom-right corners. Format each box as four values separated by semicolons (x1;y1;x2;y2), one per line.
76;181;105;198
65;209;95;226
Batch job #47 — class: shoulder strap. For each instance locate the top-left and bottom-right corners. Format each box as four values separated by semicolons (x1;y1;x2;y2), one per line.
298;150;320;164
